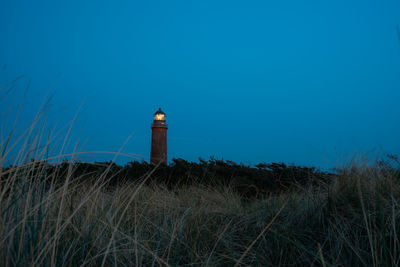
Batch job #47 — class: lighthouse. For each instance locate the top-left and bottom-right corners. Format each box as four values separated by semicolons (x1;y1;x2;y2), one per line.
150;108;168;164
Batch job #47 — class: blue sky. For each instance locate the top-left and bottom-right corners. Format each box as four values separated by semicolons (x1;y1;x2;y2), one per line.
1;0;399;169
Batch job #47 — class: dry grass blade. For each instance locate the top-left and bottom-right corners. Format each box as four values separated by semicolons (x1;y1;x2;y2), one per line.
204;219;233;267
234;200;288;267
318;243;327;267
357;177;376;267
100;163;160;267
330;221;367;266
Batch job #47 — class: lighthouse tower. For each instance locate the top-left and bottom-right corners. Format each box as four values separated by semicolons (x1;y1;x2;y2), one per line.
150;108;168;164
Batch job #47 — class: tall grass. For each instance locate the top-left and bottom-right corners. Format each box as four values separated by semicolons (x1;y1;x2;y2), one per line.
1;151;400;266
1;81;400;266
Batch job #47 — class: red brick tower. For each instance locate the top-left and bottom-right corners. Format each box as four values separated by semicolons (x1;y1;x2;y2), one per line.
150;108;168;164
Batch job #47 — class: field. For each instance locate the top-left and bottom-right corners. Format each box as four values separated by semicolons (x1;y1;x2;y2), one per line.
0;152;399;266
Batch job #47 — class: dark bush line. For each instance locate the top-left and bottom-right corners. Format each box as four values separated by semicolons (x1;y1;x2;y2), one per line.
3;158;335;198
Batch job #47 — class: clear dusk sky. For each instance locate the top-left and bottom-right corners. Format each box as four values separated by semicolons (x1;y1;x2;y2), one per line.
1;0;400;169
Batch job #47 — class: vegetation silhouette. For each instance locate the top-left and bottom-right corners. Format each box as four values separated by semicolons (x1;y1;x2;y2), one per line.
3;157;334;199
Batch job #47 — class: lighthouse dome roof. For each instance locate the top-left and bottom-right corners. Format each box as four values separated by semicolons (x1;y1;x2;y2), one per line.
154;108;165;115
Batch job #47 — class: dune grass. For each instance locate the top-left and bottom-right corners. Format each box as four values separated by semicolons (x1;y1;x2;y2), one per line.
0;152;399;266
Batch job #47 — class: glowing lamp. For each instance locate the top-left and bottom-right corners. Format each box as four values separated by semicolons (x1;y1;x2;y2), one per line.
154;112;165;121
